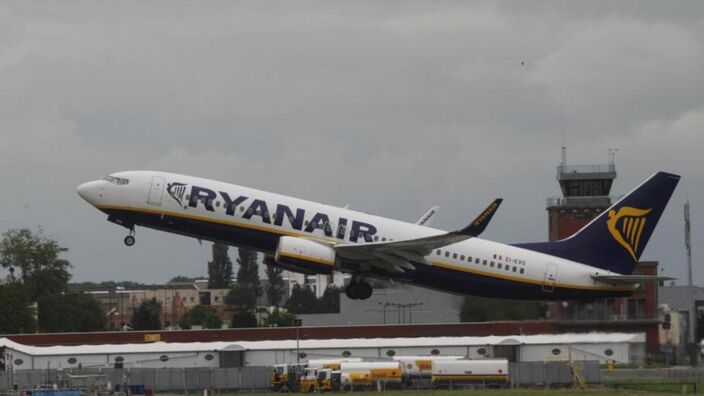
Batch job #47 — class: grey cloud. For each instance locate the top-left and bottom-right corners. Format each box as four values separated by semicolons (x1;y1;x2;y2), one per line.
0;1;702;284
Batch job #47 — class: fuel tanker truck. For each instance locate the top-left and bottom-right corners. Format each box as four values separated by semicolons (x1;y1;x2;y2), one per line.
339;361;404;390
431;359;509;388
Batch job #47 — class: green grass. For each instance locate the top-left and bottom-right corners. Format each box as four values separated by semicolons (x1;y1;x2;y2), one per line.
173;388;686;396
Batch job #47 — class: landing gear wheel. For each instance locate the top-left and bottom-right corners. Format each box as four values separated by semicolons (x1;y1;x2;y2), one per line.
124;235;136;246
346;279;373;300
354;282;373;300
345;284;358;300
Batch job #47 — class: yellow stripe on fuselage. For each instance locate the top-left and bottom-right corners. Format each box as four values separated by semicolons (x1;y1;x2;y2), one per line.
97;205;635;293
279;252;333;266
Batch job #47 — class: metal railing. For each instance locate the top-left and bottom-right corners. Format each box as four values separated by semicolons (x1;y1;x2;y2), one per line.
558;164;616;175
546;196;622;208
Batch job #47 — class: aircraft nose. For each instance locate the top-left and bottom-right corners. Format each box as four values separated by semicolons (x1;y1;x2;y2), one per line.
77;180;102;204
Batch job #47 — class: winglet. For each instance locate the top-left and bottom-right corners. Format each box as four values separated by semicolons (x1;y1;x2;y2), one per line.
458;199;503;236
416;206;440;226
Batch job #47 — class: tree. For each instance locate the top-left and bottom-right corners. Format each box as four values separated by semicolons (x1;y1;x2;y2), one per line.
230;312;257;328
225;283;258;313
38;292;105;333
179;305;222;329
265;263;285;307
236;248;261;298
265;308;297;327
318;286;340;313
0;228;71;301
224;248;262;327
130;298;162;330
286;284;319;314
459;297;547;322
208;243;233;289
0;281;37;334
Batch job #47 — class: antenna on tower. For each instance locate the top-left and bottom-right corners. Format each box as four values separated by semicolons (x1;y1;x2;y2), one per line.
608;148;619;165
561;147;567;166
685;201;692;286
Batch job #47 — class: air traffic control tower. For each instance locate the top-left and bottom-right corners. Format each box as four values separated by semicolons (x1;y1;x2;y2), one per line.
546;148;616;241
545;149;661;356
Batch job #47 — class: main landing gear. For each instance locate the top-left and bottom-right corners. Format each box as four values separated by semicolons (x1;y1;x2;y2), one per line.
346;278;373;300
124;228;136;246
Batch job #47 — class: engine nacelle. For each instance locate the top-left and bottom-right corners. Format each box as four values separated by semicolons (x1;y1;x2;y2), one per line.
275;236;336;274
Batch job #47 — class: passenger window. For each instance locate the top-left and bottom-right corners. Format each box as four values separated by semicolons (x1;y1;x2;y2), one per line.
445;252;450;257
497;263;501;269
460;255;465;260
437;250;441;255
512;267;517;272
505;266;510;271
520;268;525;274
215;201;221;207
476;258;480;264
374;236;379;241
488;261;493;267
382;237;387;242
453;253;457;259
468;257;472;262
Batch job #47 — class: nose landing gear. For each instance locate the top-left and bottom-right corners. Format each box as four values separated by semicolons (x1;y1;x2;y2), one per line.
124;229;136;246
346;278;373;300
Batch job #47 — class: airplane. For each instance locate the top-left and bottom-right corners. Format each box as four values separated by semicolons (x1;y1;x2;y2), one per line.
77;171;679;300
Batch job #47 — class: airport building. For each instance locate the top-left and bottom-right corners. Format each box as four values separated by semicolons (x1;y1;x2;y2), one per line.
0;332;644;371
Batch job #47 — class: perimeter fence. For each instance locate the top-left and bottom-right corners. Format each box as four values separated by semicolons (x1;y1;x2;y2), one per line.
0;367;270;392
0;361;601;392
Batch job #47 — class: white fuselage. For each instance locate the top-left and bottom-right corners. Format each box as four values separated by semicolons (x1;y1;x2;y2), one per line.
77;171;634;300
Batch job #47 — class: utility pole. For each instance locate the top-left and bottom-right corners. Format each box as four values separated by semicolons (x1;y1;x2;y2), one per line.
685;201;696;364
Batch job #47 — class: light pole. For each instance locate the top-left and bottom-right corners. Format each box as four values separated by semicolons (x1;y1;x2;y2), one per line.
379;302;393;324
408;302;423;323
294;318;302;363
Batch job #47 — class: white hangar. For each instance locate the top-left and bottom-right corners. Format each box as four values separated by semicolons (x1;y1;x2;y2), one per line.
0;332;645;371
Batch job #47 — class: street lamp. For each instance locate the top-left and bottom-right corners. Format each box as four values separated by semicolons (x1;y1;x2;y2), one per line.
378;302;393;324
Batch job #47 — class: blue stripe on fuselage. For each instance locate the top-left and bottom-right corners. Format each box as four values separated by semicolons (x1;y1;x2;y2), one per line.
102;207;631;301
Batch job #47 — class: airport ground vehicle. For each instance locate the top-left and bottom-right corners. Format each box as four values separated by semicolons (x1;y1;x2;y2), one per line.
431;359;509;388
300;368;341;392
270;363;306;392
340;361;403;390
393;355;463;388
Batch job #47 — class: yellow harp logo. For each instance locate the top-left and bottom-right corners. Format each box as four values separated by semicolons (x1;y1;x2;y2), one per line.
607;206;652;261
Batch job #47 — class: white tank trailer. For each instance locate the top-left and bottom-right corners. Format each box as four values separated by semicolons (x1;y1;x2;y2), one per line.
431;359;509;386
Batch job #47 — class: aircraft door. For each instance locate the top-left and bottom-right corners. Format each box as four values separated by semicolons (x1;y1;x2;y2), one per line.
147;176;165;206
542;263;558;292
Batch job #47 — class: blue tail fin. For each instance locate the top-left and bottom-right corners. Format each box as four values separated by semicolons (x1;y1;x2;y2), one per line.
514;172;680;274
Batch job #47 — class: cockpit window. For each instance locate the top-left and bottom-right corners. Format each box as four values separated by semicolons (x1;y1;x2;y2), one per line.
103;176;130;185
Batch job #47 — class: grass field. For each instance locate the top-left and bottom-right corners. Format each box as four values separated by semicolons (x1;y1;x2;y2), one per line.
164;387;699;396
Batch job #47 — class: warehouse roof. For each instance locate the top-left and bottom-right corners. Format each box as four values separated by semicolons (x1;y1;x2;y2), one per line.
0;332;644;357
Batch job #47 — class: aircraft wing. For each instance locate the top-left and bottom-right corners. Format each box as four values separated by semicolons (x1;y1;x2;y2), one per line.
416;206;439;226
335;199;502;273
592;274;675;285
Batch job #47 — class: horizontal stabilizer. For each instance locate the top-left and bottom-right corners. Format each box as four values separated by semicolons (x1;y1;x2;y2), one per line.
592;274;675;285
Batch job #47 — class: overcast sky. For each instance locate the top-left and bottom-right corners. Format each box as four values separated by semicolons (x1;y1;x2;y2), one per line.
1;1;702;285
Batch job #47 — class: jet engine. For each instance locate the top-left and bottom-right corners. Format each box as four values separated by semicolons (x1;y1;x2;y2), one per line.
275;236;336;275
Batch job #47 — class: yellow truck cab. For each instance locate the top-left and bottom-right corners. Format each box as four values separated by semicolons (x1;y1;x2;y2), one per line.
301;368;338;392
271;363;306;392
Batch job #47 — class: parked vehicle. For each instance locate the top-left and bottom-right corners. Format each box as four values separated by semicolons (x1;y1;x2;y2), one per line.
431;359;509;388
271;363;306;392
